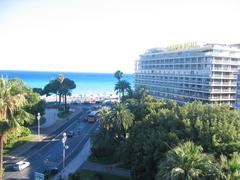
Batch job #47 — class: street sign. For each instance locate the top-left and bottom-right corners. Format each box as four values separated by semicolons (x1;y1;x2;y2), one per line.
35;172;44;180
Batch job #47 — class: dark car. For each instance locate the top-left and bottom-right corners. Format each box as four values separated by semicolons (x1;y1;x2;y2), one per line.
66;131;75;138
44;167;59;177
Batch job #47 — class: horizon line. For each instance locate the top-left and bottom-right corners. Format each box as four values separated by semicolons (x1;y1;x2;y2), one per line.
0;69;134;75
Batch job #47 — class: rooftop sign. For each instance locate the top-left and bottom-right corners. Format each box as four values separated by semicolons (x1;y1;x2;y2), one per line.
166;42;200;51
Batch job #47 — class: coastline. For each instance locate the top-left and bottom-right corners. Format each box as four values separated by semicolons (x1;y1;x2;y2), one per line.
42;93;119;103
0;70;134;96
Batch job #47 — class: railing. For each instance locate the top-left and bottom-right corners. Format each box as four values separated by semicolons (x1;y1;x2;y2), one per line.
211;75;236;79
212;68;236;72
210;89;235;93
210;96;235;100
212;60;237;64
210;82;237;86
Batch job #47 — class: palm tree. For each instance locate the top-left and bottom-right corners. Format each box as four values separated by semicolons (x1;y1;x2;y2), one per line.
114;70;123;81
156;141;217;180
0;78;26;179
114;80;131;101
219;152;240;179
111;104;134;140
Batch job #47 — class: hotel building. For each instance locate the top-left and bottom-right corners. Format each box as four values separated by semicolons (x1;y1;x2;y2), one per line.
135;43;240;107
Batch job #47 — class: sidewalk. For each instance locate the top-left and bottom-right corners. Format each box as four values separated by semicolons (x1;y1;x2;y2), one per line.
42;108;59;128
7;106;82;157
52;139;92;180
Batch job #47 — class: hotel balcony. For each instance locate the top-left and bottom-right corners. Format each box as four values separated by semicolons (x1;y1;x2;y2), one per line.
210;89;236;93
210;82;237;86
212;60;239;65
211;75;236;79
212;67;237;72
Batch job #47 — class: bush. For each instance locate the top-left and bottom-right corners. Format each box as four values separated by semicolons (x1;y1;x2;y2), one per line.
5;129;18;148
92;173;104;180
68;172;82;180
20;126;31;137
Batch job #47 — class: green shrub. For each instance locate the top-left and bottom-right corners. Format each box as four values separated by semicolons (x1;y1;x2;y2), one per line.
68;172;82;180
92;173;104;180
20;126;31;137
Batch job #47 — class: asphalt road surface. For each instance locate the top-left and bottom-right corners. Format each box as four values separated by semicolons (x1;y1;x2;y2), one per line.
4;106;99;180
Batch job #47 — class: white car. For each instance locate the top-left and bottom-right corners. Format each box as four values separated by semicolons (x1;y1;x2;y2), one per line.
13;161;30;171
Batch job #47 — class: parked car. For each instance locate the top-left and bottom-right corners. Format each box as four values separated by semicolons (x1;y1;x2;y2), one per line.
13;161;30;171
66;131;75;138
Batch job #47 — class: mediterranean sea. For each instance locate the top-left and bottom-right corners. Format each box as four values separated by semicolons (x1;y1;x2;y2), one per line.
0;70;134;96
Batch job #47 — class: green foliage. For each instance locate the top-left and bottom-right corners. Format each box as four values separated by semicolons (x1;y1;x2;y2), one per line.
91;104;134;158
91;84;240;180
177;101;240;155
114;71;132;102
114;70;123;81
218;152;240;179
32;88;43;95
42;79;60;96
68;171;82;180
126;86;176;122
69;169;129;180
156;141;218;180
42;75;76;112
114;80;131;101
4;129;18;149
88;154;117;165
5;79;45;126
0;78;43;179
25;99;45;117
123;101;240;179
123;117;181;180
4;126;31;150
20;126;31;136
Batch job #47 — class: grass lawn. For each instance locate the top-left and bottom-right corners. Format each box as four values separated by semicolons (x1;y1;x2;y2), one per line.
69;169;129;180
3;134;37;154
88;154;118;165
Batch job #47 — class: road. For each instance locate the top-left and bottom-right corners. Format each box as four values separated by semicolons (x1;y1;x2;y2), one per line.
4;105;99;180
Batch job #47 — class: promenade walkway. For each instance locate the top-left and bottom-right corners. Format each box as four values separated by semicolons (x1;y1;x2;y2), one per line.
42;108;59;128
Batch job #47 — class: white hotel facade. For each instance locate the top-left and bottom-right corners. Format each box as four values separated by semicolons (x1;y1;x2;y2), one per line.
135;43;240;107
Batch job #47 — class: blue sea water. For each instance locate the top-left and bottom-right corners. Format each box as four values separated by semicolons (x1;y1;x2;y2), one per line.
0;70;134;96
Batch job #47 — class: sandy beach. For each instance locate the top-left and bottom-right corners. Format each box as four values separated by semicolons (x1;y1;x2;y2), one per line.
41;93;119;103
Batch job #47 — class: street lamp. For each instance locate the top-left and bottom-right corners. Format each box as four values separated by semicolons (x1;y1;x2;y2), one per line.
62;132;69;178
37;112;41;139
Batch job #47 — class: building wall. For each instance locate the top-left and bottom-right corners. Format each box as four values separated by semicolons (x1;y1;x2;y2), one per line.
135;44;240;107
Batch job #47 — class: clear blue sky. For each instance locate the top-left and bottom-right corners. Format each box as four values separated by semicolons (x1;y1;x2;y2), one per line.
0;0;239;73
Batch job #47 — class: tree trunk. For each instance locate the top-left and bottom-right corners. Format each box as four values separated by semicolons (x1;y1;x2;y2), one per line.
121;90;125;102
59;94;61;105
0;134;3;180
64;94;67;112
